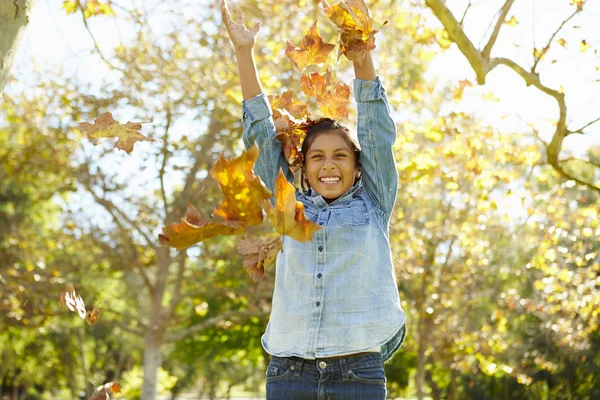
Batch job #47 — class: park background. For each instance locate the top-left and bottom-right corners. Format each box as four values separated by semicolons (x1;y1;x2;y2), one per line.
1;0;599;398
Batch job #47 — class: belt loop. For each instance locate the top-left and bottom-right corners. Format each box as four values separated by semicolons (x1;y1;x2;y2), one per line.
339;357;350;381
293;358;303;377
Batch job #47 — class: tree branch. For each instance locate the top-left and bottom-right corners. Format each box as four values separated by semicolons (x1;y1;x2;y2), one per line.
482;0;516;60
531;8;580;73
569;115;600;135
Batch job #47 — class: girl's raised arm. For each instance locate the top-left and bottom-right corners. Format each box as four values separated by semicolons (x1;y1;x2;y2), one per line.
221;0;293;194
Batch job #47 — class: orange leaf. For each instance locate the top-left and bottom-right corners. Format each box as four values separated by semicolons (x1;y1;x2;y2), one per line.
159;203;244;250
263;169;321;242
85;307;101;325
210;144;273;226
236;234;282;281
89;381;121;400
285;22;336;71
268;90;308;120
300;70;350;119
323;0;386;62
79;112;156;154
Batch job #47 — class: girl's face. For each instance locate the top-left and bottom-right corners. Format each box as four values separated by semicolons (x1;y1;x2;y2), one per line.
305;131;359;202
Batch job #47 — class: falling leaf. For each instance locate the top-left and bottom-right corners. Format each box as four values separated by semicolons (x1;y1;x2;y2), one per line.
453;79;472;100
285;22;335;71
268;90;308;120
557;38;567;47
533;47;544;60
88;382;121;400
482;92;500;102
86;307;101;325
159;203;244;250
580;40;590;52
236;234;282;281
323;0;387;62
60;285;87;319
79;112;156;154
300;70;350;119
504;16;518;26
210;144;273;226
263;169;321;242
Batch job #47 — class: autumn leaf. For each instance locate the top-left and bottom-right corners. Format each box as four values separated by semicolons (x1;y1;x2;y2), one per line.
210;144;273;226
300;70;350;119
580;40;590;52
557;38;567;47
88;382;121;400
159;203;244;250
263;169;321;242
504;16;518;26
236;234;282;282
453;79;472;100
60;285;87;319
269;90;308;120
323;0;387;62
79;112;156;154
285;22;336;71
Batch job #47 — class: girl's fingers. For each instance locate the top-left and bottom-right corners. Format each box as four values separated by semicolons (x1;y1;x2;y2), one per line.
235;7;244;25
252;21;261;34
321;0;330;9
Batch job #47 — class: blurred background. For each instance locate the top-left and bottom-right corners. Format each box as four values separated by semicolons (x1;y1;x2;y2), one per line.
1;0;598;398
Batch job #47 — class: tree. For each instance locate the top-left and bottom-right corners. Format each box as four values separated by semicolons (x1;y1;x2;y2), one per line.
423;0;600;193
0;0;36;93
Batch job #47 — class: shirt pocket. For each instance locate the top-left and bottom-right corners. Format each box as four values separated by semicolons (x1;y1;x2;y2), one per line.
333;199;369;227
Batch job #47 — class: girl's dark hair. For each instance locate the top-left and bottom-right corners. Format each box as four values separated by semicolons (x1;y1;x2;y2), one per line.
301;118;361;167
300;118;361;191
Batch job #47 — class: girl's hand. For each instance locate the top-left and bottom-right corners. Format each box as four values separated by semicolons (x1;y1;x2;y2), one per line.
221;0;261;52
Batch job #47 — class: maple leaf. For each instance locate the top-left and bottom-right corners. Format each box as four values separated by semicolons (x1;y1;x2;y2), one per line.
323;0;387;63
263;169;321;242
210;144;273;226
159;203;244;250
285;22;336;71
236;234;282;282
300;70;351;119
79;112;156;154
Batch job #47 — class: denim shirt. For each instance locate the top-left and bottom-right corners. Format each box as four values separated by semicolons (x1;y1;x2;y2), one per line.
241;77;406;363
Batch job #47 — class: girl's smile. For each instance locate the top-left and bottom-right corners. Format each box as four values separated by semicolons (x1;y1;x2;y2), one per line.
305;131;359;202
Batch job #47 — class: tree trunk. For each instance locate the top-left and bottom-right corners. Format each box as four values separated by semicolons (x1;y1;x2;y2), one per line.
141;331;162;400
0;0;36;93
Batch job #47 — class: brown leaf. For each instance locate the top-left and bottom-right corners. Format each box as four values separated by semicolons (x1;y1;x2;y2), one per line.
86;307;101;325
79;112;156;154
323;0;386;62
285;22;336;71
159;203;244;250
236;234;282;281
263;169;321;242
300;70;350;119
210;144;273;225
88;381;121;400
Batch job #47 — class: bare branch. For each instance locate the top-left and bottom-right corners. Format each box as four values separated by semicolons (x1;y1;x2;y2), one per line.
569;115;600;135
167;250;187;320
425;0;489;84
159;108;173;219
459;1;472;25
559;157;600;170
482;0;516;60
531;8;580;73
76;2;127;74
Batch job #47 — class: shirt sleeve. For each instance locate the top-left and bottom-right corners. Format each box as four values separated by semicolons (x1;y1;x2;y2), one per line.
241;93;294;196
354;77;399;218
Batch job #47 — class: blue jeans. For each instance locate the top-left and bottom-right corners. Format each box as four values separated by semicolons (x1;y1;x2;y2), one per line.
265;352;387;400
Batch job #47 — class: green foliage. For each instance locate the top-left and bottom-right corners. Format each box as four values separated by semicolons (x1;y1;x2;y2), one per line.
116;366;178;400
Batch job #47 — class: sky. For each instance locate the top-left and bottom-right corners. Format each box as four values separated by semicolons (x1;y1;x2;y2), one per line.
7;0;600;229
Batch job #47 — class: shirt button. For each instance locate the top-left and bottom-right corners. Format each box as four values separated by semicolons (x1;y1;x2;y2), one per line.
319;361;327;369
318;246;323;252
317;273;322;278
316;301;320;307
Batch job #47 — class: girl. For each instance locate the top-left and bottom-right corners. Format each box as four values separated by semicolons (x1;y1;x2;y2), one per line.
221;0;406;398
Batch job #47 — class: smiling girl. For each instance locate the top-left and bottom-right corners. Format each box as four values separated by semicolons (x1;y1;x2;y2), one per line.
222;0;406;398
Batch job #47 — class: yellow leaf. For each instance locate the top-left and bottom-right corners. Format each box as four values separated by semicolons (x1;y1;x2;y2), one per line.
504;16;518;27
580;40;590;52
557;38;567;47
544;249;557;262
482;92;500;102
445;182;459;190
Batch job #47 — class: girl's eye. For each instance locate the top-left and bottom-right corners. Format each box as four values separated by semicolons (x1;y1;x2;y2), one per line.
336;154;347;157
